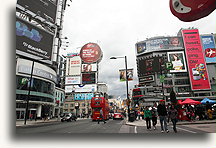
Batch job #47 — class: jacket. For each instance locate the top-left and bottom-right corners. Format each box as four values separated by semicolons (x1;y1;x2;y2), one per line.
144;110;152;118
157;104;168;116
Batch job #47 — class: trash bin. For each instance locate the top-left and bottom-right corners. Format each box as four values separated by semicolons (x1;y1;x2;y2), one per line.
129;112;135;122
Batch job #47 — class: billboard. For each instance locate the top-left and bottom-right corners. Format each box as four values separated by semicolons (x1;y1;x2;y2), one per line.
136;37;184;55
119;69;133;81
138;75;154;83
137;56;164;76
65;84;97;93
81;64;97;72
167;51;187;73
201;35;216;63
82;73;96;84
66;56;81;76
65;76;81;85
16;17;54;61
80;43;103;63
74;93;94;101
182;29;211;90
17;0;58;24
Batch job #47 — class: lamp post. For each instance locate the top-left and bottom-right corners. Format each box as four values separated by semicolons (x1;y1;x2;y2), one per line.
110;56;130;121
24;60;35;125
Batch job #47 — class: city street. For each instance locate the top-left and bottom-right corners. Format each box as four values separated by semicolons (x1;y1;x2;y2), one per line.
16;118;216;134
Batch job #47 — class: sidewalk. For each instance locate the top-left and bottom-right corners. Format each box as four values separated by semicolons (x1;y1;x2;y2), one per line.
16;118;88;127
125;119;216;127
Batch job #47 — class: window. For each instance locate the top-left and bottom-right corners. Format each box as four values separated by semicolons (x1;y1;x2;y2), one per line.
65;104;68;108
174;79;190;85
70;104;74;107
16;76;54;95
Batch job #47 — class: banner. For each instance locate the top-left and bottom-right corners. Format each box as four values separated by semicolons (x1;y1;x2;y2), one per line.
136;37;184;55
167;51;187;73
65;76;81;85
74;93;94;101
65;85;97;93
119;69;133;81
182;29;211;90
201;35;216;63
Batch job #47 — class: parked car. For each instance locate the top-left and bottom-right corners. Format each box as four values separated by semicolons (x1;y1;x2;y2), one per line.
113;113;124;120
61;113;77;122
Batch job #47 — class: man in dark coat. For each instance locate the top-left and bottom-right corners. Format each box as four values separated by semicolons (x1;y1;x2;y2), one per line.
157;100;169;133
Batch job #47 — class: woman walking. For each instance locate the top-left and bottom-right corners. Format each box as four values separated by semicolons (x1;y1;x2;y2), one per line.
169;104;178;133
144;106;152;130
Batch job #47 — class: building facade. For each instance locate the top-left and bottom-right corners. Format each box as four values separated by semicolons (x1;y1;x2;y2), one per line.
133;29;216;107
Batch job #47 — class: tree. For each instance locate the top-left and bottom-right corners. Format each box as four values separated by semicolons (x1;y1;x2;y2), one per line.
170;89;177;104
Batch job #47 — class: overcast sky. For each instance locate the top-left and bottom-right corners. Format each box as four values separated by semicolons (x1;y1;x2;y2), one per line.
61;0;216;99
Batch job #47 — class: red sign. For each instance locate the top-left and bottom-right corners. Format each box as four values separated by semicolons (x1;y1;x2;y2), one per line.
182;29;211;90
80;43;102;63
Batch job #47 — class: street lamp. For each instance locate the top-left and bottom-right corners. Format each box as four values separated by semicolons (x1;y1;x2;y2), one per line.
110;56;130;121
24;58;47;125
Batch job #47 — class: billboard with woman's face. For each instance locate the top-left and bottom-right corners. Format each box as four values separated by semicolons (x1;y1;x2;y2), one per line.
167;51;187;73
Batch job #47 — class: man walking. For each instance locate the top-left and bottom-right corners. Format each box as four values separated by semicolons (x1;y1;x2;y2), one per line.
157;100;169;133
98;108;106;124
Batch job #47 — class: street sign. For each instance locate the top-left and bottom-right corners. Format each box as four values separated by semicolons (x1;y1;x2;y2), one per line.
166;62;173;70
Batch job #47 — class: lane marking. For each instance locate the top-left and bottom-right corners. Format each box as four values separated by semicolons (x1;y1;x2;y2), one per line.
135;126;137;133
176;126;197;133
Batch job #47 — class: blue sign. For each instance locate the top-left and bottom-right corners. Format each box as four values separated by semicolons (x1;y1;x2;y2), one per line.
201;35;216;63
74;93;94;101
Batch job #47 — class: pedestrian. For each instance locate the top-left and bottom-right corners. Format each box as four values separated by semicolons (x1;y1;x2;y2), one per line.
157;100;169;133
137;110;141;120
167;103;171;125
144;106;152;130
98;108;106;124
168;104;178;133
34;113;37;121
151;106;158;130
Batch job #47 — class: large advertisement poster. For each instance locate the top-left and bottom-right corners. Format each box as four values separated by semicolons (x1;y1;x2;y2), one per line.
74;93;94;101
81;64;97;72
167;51;187;73
16;17;54;61
65;85;97;93
182;29;211;90
136;37;184;55
17;0;58;24
82;73;96;84
119;69;133;81
201;35;216;63
137;56;164;76
66;56;81;76
65;76;81;85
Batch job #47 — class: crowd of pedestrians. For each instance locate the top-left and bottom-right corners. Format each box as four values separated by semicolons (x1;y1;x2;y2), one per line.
133;100;215;133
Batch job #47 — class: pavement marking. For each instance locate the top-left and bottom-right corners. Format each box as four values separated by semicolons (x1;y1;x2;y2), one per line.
134;126;137;133
176;126;197;133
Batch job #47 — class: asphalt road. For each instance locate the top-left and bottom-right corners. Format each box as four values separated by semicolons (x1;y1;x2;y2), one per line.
16;119;128;134
16;119;216;134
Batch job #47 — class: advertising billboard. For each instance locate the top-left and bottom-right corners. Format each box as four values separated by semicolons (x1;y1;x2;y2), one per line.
136;37;184;55
66;56;81;76
167;51;187;73
16;17;54;61
80;43;103;63
17;0;58;24
65;76;81;85
74;93;94;101
119;69;133;81
65;84;97;93
182;29;211;90
201;35;216;63
137;56;164;76
81;64;97;72
82;73;96;84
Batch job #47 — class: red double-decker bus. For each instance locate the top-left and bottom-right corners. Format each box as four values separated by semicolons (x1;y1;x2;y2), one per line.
91;97;109;121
